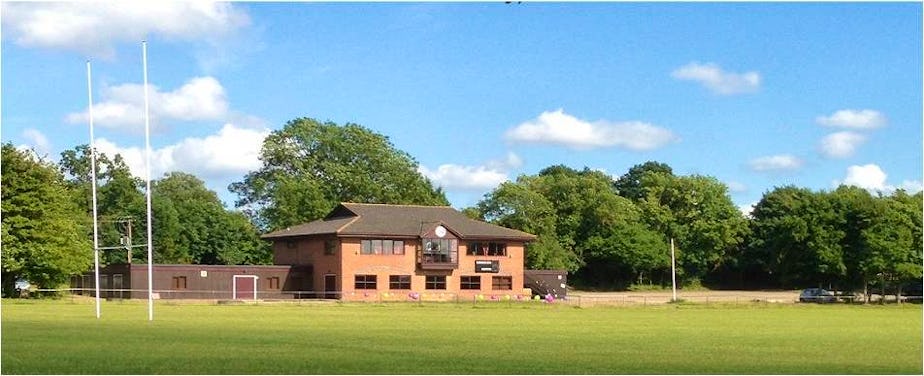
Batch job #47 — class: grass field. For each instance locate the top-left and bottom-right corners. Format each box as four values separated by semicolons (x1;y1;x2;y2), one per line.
2;299;921;374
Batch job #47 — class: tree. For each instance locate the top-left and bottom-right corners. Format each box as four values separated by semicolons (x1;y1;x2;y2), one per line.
59;145;145;265
230;118;449;231
155;172;269;265
2;144;92;295
477;181;577;271
637;173;748;285
614;161;673;201
839;188;923;300
747;186;845;288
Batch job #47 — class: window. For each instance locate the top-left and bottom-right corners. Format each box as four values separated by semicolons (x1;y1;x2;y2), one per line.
324;240;337;255
360;239;405;255
492;276;512;290
467;242;507;256
354;275;377;290
425;275;447;290
389;275;411;290
460;276;481;290
267;277;281;290
423;239;457;264
172;276;187;290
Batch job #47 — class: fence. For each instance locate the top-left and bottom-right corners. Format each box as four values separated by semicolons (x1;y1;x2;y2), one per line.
23;288;922;306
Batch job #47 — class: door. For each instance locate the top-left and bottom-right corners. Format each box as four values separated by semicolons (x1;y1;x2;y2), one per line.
324;274;338;299
233;275;258;300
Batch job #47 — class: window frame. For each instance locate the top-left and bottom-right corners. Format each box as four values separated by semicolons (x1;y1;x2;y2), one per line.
360;239;406;255
354;274;377;290
425;275;447;290
267;276;281;290
389;275;411;290
172;276;187;290
460;276;481;290
491;276;512;290
467;242;507;256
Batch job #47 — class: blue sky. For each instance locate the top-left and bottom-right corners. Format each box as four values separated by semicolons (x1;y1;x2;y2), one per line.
3;2;921;214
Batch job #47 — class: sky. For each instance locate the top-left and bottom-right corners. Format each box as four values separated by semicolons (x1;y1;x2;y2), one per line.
2;2;922;215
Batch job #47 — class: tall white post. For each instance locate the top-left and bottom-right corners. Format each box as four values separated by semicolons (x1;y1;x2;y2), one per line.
87;61;101;319
670;238;677;302
142;41;154;321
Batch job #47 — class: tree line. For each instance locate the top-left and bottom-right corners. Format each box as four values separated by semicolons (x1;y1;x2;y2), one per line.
2;117;920;297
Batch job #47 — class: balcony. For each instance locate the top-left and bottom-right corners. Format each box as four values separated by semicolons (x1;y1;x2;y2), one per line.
417;249;458;270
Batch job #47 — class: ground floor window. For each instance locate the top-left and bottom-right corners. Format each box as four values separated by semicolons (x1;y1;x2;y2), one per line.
389;275;411;290
267;277;281;290
425;275;446;290
172;276;187;290
354;275;377;290
460;276;481;290
492;276;512;290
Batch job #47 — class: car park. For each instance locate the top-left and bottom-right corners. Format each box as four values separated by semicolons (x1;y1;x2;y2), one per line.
799;288;836;303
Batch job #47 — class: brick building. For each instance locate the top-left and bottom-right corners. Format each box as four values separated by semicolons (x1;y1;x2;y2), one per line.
75;203;537;301
263;203;536;301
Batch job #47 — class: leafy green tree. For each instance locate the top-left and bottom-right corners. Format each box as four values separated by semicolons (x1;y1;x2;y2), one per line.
155;172;269;265
581;192;669;288
2;144;92;295
614;161;673;201
637;173;748;285
748;186;845;288
59;145;145;264
477;181;577;271
230;118;448;231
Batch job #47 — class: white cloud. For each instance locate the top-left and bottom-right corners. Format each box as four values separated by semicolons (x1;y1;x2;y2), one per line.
67;76;229;132
816;109;886;130
505;109;678;150
819;131;866;159
92;123;269;180
898;180;923;194
419;152;523;191
671;62;761;95
1;2;250;59
748;154;803;172
727;181;747;193
833;164;923;195
738;201;757;218
18;128;51;156
835;164;889;192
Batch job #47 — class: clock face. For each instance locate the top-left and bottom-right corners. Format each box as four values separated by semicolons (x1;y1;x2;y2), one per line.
434;225;447;238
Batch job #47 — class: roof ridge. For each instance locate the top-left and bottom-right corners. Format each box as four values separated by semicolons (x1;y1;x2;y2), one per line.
341;202;453;209
335;216;361;234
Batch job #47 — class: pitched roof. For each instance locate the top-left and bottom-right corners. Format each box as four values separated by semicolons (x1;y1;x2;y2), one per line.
261;203;536;241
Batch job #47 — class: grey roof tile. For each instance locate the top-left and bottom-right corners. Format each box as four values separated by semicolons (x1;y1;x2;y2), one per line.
262;203;536;241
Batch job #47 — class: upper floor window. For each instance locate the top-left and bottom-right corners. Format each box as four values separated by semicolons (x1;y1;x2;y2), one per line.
467;242;507;256
324;240;337;255
360;239;405;255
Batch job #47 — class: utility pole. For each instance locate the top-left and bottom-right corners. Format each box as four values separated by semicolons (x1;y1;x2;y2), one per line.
122;218;133;264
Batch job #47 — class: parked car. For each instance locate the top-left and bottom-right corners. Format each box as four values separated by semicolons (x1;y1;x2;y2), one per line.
799;288;836;303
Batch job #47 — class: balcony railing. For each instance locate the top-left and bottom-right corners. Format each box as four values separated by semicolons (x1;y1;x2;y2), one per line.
417;249;458;270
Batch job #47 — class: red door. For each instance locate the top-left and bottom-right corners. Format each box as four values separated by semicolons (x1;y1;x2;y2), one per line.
234;275;257;300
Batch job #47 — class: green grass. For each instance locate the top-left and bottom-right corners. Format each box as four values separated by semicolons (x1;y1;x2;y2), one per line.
2;299;921;374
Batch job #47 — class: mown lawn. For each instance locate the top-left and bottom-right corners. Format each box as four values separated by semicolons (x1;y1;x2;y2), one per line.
1;299;921;374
